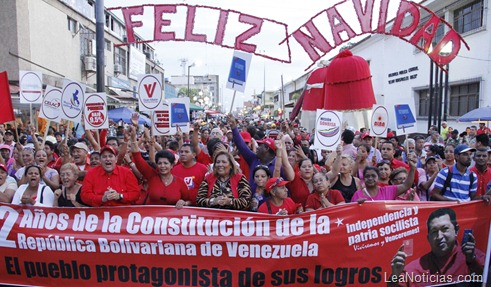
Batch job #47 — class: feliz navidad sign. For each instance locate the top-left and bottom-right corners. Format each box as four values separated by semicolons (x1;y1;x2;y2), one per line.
110;0;468;70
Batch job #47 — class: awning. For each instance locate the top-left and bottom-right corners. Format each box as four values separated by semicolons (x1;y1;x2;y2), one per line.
190;103;204;111
108;88;137;101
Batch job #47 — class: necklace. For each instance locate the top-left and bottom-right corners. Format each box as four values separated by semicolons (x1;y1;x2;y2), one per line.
161;175;173;186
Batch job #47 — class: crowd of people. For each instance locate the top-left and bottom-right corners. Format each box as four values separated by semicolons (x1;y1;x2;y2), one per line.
0;114;490;216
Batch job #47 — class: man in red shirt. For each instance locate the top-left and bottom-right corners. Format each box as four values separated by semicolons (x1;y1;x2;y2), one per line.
389;208;485;287
172;144;208;205
469;148;491;197
81;145;139;206
476;123;490;135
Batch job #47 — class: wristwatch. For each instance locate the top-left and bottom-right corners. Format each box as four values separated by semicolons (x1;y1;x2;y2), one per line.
119;193;124;200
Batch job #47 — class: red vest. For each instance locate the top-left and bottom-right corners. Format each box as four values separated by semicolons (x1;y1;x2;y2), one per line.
206;173;243;198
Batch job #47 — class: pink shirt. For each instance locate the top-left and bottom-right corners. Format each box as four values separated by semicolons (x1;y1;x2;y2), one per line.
351;185;398;202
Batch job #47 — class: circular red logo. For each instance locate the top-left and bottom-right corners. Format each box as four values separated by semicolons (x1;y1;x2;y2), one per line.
88;111;105;126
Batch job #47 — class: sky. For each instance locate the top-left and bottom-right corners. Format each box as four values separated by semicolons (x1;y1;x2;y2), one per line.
104;0;407;112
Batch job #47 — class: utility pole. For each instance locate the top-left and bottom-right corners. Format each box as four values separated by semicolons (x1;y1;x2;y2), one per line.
95;0;105;92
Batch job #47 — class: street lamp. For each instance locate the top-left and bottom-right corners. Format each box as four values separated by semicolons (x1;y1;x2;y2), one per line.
187;63;195;97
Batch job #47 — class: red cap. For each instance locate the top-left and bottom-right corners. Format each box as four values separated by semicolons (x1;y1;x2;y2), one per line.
257;138;277;152
361;133;372;139
0;164;7;173
265;177;289;192
240;132;252;143
100;145;117;155
386;132;395;138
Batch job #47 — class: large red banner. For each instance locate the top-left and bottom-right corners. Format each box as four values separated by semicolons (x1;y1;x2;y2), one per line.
0;201;489;286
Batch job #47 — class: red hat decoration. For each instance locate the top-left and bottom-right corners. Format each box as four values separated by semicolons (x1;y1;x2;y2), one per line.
324;49;376;111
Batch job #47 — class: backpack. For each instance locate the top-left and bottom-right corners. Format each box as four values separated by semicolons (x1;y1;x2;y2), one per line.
441;166;474;195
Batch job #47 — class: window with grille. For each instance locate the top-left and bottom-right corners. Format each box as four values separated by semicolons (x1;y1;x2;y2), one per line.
449;82;480;116
454;0;484;34
114;47;127;76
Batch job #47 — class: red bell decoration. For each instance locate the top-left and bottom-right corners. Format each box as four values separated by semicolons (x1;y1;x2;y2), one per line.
324;49;375;111
302;66;328;111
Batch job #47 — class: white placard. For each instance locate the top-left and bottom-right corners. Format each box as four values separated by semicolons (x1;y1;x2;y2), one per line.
84;93;108;130
19;71;43;104
226;50;252;93
137;74;163;111
369;105;389;138
60;81;85;123
39;86;62;123
152;101;177;136
313;109;343;151
168;97;190;134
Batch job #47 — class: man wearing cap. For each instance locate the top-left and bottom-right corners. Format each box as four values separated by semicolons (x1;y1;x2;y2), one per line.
431;144;478;202
3;130;15;157
445;129;460;147
0;164;17;203
227;114;294;192
81;145;139;206
69;142;91;179
362;133;382;163
469;148;491;197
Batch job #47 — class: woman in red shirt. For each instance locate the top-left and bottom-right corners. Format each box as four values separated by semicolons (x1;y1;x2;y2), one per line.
288;158;315;207
305;173;345;211
129;138;188;206
258;177;302;215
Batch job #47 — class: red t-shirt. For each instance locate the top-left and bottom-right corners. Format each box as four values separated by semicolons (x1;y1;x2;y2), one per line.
172;162;208;205
133;152;188;205
469;166;491;197
196;150;212;166
257;197;298;215
287;172;312;207
305;190;345;210
81;165;140;206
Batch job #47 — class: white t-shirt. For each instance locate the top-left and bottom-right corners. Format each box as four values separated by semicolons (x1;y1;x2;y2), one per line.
0;176;17;193
11;184;54;207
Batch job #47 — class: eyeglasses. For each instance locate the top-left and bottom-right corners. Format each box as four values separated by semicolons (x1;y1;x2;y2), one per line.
270;177;284;190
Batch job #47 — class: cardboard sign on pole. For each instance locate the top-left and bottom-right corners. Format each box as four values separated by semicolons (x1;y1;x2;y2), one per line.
152;101;177;136
137;74;163;111
39;85;62;123
394;104;417;135
313;109;343;151
226;51;252;93
84;93;108;130
169;97;190;133
19;71;43;104
60;81;85;123
369;105;389;138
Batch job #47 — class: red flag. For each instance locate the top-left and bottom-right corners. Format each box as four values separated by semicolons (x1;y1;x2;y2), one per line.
0;71;15;124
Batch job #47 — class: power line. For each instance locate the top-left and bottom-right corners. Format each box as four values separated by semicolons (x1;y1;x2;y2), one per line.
456;55;491;62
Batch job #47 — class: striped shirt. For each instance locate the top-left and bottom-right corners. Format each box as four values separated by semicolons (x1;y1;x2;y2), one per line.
434;164;477;202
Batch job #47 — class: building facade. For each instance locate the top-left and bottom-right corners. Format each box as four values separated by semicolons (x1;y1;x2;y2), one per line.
278;0;489;132
0;0;166;121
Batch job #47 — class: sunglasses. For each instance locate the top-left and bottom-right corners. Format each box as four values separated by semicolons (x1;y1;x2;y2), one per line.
269;177;284;190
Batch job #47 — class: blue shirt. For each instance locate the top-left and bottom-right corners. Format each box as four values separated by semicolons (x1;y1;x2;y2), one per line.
231;127;284;192
434;164;477;202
